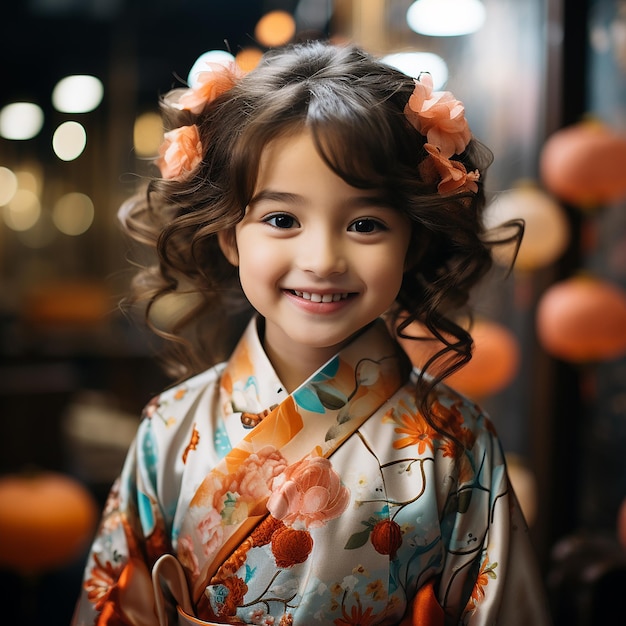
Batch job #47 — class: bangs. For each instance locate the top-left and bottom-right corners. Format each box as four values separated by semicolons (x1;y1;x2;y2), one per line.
226;66;424;207
306;85;422;191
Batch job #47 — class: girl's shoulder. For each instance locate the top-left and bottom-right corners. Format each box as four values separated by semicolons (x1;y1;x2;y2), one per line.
139;362;227;422
405;366;498;437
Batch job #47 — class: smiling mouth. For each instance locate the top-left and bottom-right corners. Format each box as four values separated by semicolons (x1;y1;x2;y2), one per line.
290;290;352;303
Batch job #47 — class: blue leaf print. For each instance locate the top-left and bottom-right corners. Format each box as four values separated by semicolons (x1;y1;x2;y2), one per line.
293;386;325;413
244;563;256;583
214;419;232;459
140;422;158;485
137;490;154;534
314;356;340;380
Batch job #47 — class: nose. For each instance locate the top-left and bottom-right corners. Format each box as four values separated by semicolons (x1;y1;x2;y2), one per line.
298;228;347;277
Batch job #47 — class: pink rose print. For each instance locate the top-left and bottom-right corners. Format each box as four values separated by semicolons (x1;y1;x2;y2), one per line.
197;508;224;556
177;535;201;577
236;446;289;500
267;457;350;529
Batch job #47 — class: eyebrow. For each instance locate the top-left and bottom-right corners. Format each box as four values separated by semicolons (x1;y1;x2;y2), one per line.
249;189;392;209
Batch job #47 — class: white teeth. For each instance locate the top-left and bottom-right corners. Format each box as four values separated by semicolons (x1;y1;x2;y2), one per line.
293;290;349;302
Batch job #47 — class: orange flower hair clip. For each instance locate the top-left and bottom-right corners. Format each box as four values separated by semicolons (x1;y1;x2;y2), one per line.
156;61;243;181
404;73;480;194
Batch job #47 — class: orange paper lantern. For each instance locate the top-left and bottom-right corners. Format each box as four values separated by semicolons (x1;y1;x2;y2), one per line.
540;120;626;209
0;471;98;575
445;319;521;399
536;275;626;362
399;318;521;399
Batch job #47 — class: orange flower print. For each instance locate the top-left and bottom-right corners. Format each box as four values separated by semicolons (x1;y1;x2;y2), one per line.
174;387;188;400
84;554;123;610
271;526;314;568
87;557;153;623
267;456;350;529
182;424;200;463
466;555;498;612
392;408;438;453
334;596;376;626
365;579;386;601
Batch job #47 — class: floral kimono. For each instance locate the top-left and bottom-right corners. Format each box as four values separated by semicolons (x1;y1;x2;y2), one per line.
72;317;551;626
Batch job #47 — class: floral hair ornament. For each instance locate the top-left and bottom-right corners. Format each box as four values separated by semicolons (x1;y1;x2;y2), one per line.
157;125;203;181
156;61;243;180
404;72;480;194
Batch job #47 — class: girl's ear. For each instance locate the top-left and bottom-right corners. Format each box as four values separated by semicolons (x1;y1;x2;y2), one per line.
218;229;239;266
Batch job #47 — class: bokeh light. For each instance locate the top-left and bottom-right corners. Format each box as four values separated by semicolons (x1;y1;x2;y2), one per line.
2;189;41;231
0;167;18;206
381;52;449;89
52;192;95;236
406;0;486;36
133;111;163;157
52;121;87;161
255;10;296;47
0;102;44;140
15;167;42;195
187;50;236;88
235;47;264;72
52;75;104;113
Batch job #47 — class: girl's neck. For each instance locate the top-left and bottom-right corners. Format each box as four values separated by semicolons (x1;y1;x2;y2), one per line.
255;317;340;393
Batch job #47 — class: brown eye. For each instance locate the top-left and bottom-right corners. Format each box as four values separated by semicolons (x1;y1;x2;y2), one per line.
265;213;298;229
349;218;385;233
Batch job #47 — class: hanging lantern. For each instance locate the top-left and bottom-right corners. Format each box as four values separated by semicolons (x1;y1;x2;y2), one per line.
399;318;520;399
539;120;626;209
0;471;98;575
483;182;570;271
445;318;521;399
536;275;626;362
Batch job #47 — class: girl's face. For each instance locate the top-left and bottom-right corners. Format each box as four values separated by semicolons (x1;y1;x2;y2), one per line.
219;130;412;390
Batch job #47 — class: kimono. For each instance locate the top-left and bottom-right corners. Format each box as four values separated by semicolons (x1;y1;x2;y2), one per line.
72;316;551;625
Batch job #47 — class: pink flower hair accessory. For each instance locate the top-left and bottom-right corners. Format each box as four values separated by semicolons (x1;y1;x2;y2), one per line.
404;73;480;195
156;125;203;181
176;61;243;115
156;61;243;180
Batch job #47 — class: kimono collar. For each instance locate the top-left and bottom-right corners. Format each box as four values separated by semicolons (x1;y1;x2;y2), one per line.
219;316;288;422
218;316;412;429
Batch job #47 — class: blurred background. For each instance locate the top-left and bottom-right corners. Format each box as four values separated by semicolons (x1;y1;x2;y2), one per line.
1;0;626;624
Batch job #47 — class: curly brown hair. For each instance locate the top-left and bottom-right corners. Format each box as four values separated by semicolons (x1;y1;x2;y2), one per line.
119;40;519;430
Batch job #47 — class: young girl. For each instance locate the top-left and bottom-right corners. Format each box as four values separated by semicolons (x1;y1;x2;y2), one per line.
72;41;551;625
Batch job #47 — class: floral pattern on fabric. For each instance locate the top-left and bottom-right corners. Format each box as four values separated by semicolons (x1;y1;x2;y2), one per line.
72;317;551;626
